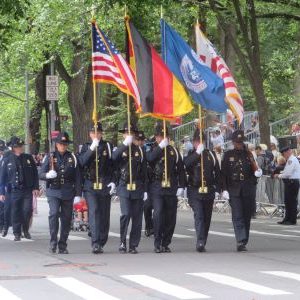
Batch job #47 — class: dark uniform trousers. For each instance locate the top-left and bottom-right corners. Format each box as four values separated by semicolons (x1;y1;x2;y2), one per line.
143;198;153;232
188;188;214;246
151;183;178;248
3;191;12;230
119;193;144;249
48;196;73;250
229;180;256;244
283;180;299;224
0;201;3;230
11;188;33;236
85;189;111;247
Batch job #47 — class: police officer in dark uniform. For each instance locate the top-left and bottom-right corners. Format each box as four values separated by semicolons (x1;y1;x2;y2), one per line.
112;123;147;254
146;124;186;253
0;143;12;237
0;140;6;234
221;130;262;252
0;137;39;241
184;129;221;252
79;122;115;254
39;132;82;254
135;131;154;237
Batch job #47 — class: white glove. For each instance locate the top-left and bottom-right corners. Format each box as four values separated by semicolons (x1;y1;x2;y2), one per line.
255;169;263;178
215;192;220;199
107;182;116;195
74;196;81;203
143;192;148;201
90;138;99;151
159;138;169;149
222;190;230;200
46;170;57;179
196;143;204;155
123;135;133;146
176;188;184;197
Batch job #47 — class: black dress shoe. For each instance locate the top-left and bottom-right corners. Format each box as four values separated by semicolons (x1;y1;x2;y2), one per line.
129;247;138;254
14;235;21;241
119;243;127;254
237;243;247;252
2;230;8;237
92;245;103;254
196;244;206;252
277;220;286;225
282;221;296;225
162;246;171;253
154;247;161;253
49;247;56;254
23;232;31;239
58;248;69;254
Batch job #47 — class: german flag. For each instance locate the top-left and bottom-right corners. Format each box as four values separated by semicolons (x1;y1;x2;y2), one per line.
125;17;193;119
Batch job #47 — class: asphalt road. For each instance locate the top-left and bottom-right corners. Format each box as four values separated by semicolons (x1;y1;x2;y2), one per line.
1;199;300;300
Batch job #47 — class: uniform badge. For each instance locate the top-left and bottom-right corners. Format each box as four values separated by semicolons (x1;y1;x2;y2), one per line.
229;157;234;162
103;150;107;156
170;150;174;156
27;159;31;164
135;152;139;157
68;158;72;163
122;152;127;157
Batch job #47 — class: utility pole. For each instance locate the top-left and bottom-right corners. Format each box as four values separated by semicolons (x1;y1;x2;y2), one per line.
24;70;30;153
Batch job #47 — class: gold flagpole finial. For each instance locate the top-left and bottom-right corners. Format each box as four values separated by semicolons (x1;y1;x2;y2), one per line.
91;4;96;21
124;4;128;18
160;5;163;19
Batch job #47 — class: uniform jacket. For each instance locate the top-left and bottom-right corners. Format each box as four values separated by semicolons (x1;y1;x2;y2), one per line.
184;149;221;193
0;152;39;195
39;150;82;200
112;143;147;199
78;140;116;194
146;144;186;195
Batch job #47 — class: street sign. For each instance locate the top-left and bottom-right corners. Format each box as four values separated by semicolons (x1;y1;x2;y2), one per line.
46;75;59;101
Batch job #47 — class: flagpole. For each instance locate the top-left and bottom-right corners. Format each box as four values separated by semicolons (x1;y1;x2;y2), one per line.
91;9;101;190
124;4;134;191
160;5;170;188
195;19;207;194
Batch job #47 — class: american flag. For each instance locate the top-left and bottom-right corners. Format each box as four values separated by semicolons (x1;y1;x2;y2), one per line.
92;21;140;110
195;25;244;124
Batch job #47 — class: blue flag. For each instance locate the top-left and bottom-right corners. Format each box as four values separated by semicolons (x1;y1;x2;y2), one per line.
161;19;227;112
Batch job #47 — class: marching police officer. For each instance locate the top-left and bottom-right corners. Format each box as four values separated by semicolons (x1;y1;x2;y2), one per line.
135;131;154;237
274;146;300;225
0;143;12;237
112;123;147;254
0;137;39;241
221;130;262;251
0;140;6;234
146;124;186;253
184;129;221;252
39;132;82;254
79;122;115;254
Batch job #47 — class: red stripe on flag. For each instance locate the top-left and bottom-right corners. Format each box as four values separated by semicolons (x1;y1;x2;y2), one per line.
200;55;206;63
224;82;237;89
92;56;115;66
211;58;218;73
151;47;173;116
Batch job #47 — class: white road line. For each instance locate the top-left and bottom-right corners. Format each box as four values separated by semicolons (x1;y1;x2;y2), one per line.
0;286;21;300
67;235;88;241
187;273;291;296
47;277;120;300
209;231;235;237
173;233;192;239
250;230;300;238
0;234;33;242
121;275;209;299
282;230;300;234
262;271;300;281
187;228;195;232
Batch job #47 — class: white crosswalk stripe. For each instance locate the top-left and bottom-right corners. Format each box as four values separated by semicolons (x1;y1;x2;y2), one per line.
0;234;33;242
67;235;88;241
0;285;21;300
262;271;300;282
121;274;210;299
250;230;300;238
47;277;120;300
187;272;291;296
282;229;300;234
